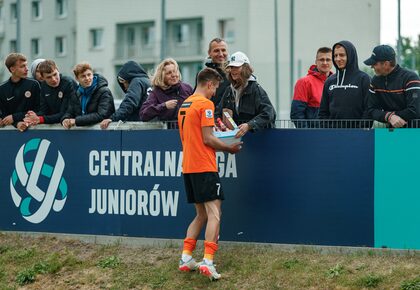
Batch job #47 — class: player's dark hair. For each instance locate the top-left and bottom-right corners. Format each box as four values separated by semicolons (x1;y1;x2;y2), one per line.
38;60;58;76
196;67;223;85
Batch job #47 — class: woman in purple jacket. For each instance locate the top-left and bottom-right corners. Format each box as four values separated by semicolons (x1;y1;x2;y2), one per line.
139;58;193;122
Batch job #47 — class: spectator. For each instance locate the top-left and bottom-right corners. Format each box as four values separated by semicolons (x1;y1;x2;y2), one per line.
319;40;371;128
30;58;46;83
177;67;242;280
216;51;276;138
61;62;114;129
365;44;420;128
24;60;77;126
203;38;230;108
139;58;193;123
291;47;333;128
100;60;150;129
0;53;40;132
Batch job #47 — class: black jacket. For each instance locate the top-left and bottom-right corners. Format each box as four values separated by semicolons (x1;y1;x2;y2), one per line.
61;74;115;126
368;65;420;123
216;77;276;131
38;75;77;124
112;61;151;122
0;77;40;125
205;60;230;108
319;40;370;121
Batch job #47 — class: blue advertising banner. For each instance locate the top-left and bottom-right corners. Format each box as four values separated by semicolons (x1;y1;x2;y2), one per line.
0;129;374;247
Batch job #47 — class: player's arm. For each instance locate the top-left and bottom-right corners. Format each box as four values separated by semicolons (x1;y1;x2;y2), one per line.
202;126;242;154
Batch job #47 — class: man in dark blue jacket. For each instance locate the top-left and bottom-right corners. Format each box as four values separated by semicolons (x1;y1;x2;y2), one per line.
100;61;151;129
365;44;420;128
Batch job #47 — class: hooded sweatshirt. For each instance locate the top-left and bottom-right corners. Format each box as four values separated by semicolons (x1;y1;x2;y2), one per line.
111;61;151;122
319;41;370;121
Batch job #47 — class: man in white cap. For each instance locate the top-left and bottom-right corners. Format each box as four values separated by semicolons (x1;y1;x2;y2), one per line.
365;44;420;127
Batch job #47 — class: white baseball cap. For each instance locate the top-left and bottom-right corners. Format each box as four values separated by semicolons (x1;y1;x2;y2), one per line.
227;51;250;67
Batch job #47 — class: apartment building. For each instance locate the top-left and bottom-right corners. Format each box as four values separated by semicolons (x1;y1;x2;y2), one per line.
75;0;380;117
0;0;380;118
0;0;76;81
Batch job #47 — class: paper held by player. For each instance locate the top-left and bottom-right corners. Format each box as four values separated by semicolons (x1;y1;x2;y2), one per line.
213;129;241;145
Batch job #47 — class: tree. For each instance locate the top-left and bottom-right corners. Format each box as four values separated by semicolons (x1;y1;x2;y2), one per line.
399;35;420;74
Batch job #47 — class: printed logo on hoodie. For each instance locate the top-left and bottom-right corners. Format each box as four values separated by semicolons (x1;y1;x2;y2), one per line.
329;84;359;91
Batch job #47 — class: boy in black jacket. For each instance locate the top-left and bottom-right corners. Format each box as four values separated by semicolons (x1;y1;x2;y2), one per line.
24;60;77;126
0;53;40;131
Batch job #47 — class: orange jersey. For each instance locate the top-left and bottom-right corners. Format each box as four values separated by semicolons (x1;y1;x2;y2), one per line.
178;93;217;173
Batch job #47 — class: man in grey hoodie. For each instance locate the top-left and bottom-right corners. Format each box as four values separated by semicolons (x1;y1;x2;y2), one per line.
100;60;151;129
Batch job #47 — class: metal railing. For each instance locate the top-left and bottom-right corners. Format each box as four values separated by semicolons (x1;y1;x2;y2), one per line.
283;119;420;129
2;119;420;131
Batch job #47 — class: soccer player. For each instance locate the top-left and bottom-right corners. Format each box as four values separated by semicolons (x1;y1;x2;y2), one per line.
177;67;242;280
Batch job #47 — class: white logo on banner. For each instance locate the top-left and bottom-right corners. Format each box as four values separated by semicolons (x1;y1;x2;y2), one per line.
10;138;67;224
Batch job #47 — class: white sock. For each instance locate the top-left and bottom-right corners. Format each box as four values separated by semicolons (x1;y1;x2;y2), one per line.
181;254;192;263
203;258;213;265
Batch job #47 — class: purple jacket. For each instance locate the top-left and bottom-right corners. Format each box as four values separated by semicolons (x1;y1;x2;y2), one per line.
139;82;193;121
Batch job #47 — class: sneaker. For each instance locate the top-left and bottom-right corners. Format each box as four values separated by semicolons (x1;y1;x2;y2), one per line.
179;257;199;272
199;261;221;280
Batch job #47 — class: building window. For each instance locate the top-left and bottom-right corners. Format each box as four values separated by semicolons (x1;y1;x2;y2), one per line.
219;19;235;43
10;40;17;52
127;27;135;46
90;28;103;49
10;3;17;22
31;38;41;57
55;36;66;56
141;26;154;47
56;0;67;18
174;23;190;44
178;62;201;86
32;1;42;20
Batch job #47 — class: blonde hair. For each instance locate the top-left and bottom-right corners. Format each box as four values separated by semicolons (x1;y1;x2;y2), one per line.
5;53;27;71
151;58;181;89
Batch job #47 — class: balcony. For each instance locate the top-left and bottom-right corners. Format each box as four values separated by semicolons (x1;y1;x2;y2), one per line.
115;42;155;62
165;38;203;59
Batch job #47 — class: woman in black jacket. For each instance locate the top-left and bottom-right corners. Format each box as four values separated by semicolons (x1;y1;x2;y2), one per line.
216;51;276;137
61;62;115;128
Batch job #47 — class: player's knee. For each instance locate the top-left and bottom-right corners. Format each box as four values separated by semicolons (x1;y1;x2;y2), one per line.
206;202;221;222
195;212;208;223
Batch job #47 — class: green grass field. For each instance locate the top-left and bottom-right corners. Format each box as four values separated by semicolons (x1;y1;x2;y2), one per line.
0;233;419;289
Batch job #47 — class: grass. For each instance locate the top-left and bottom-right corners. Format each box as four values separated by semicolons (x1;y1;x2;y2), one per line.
0;233;419;289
